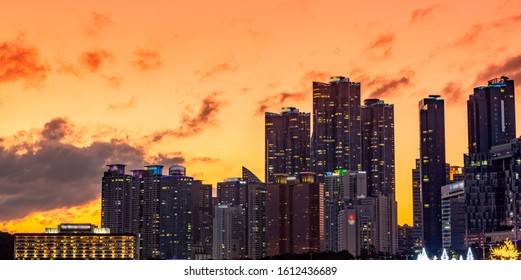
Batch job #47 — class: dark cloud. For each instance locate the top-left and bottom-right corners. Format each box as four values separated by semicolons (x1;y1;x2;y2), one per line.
441;81;465;105
410;3;442;23
0;118;202;221
41;117;70;141
196;60;237;78
133;49;162;71
474;54;521;85
108;96;136;111
0;138;144;221
79;49;114;72
84;12;112;35
149;92;227;142
147;153;185;167
367;70;415;99
256;91;307;115
0;38;50;87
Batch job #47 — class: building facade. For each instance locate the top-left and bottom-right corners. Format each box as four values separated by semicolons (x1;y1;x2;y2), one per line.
14;224;138;260
312;76;362;183
441;180;466;253
265;107;311;183
419;95;447;255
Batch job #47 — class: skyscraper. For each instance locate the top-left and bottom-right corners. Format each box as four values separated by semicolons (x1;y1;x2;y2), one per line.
214;167;267;259
312;76;362;183
265;107;311;183
141;165;163;259
266;173;323;256
361;98;397;255
419;95;446;255
411;159;423;252
101;164;133;234
441;180;465;253
212;204;245;260
192;179;213;259
467;76;516;154
361;98;395;197
159;165;193;260
465;76;518;243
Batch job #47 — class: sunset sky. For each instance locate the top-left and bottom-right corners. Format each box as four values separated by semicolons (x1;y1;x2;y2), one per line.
1;0;521;233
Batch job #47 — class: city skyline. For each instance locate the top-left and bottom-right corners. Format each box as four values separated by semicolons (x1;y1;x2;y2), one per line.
1;0;521;233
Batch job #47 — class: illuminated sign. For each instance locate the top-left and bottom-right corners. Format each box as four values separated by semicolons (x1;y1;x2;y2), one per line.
348;214;355;225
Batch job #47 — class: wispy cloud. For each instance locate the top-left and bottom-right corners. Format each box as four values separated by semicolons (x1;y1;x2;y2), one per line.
108;96;136;111
132;49;162;71
474;54;521;85
84;12;112;36
149;92;228;142
410;3;442;23
196;60;237;79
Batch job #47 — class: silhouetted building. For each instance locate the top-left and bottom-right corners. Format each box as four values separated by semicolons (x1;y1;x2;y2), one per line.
212;204;245;260
159;165;193;260
338;197;377;257
265;107;311;183
361;98;397;255
14;224;138;260
441;180;466;253
465;77;519;245
214;167;267;259
412;159;423;252
192;180;213;260
266;173;323;256
419;95;447;255
397;224;415;257
141;165;163;259
467;76;516;154
101;164;134;234
323;170;367;252
312;76;361;183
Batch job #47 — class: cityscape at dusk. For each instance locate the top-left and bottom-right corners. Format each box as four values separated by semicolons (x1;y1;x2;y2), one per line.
1;0;521;260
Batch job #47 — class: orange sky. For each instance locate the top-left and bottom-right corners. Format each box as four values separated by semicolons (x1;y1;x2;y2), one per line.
1;0;521;233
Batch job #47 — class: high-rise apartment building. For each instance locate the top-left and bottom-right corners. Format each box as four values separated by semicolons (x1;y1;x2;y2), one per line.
192;179;213;259
212;204;245;260
265;107;311;183
159;165;193;260
361;99;395;197
412;159;423;252
467;76;516;154
465;77;518;241
266;173;323;256
312;76;362;183
101;164;134;234
419;95;447;255
441;180;466;253
214;167;267;259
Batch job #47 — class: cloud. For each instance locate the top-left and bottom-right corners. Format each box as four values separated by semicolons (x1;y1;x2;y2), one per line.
301;70;332;85
132;49;162;71
410;3;442;23
474;54;521;85
108;96;136;111
367;33;395;50
190;157;221;163
196;60;237;78
454;24;483;47
0;136;146;221
0;38;50;87
441;81;465;105
148;92;227;142
79;49;114;72
103;75;123;88
41;117;71;141
148;153;185;167
84;12;112;36
369;76;411;98
256;91;307;115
